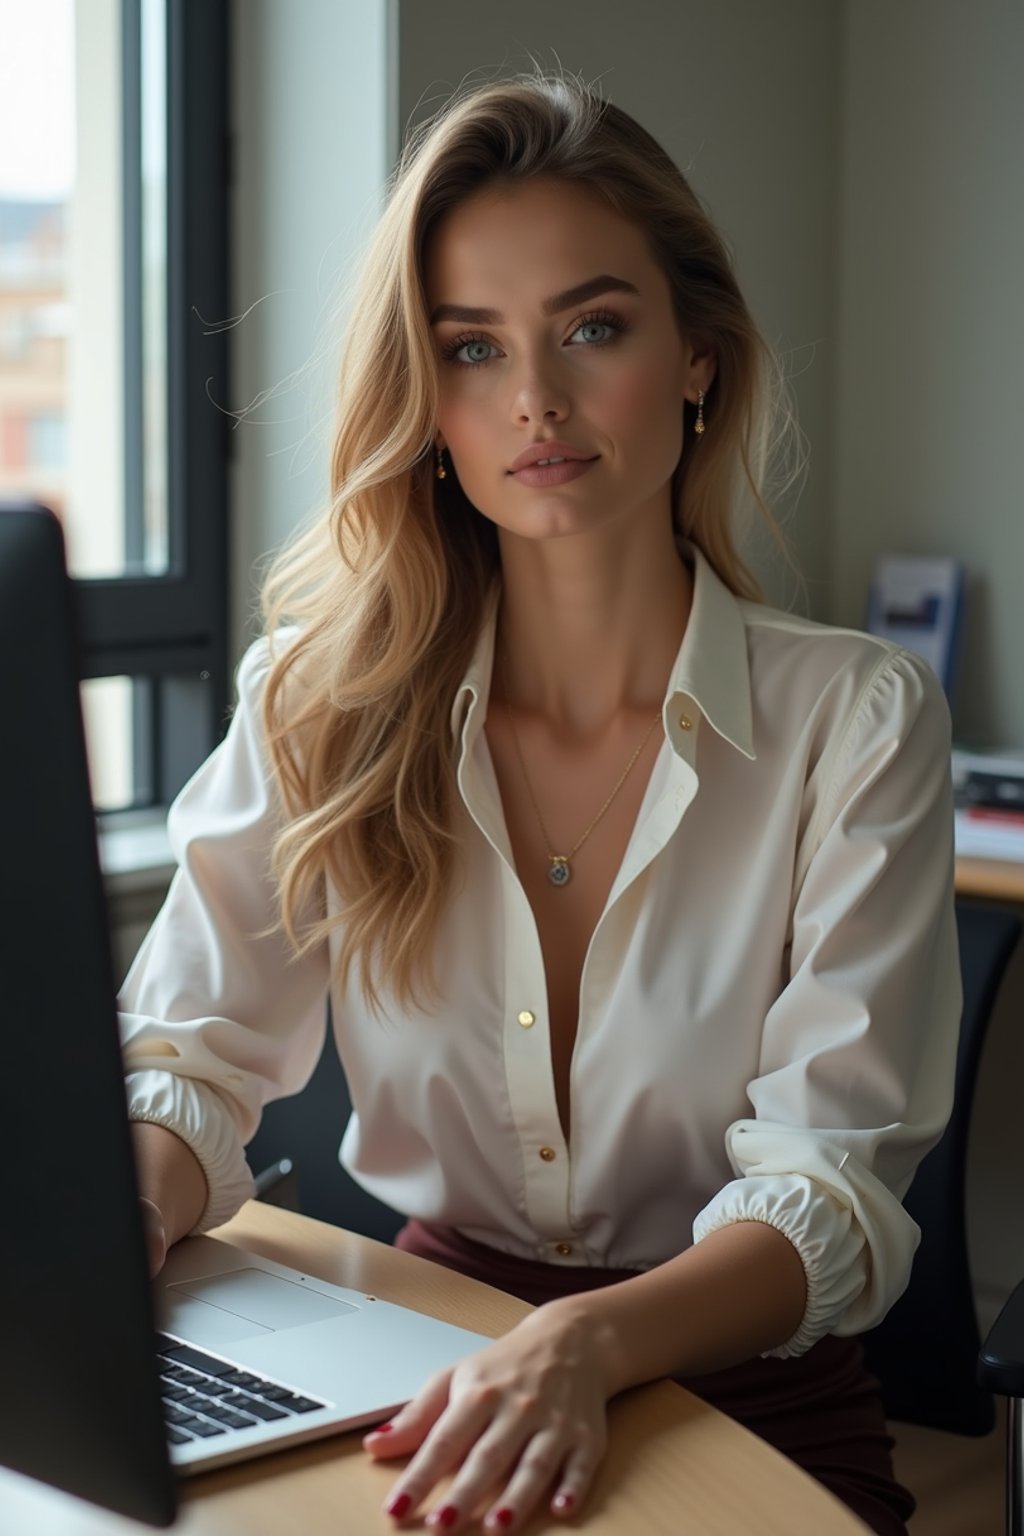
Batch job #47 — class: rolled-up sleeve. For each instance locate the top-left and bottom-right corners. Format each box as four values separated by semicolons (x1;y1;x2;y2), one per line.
693;647;961;1356
118;635;331;1233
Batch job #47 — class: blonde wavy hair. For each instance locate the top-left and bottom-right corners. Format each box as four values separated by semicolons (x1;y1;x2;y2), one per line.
260;70;795;1012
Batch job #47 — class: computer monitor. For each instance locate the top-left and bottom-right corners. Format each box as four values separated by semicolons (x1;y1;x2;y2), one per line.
0;501;177;1525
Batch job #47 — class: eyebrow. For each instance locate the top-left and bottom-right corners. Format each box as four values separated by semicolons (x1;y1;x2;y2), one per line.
428;274;640;326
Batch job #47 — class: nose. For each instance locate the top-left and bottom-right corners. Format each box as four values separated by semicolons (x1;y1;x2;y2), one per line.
510;351;571;425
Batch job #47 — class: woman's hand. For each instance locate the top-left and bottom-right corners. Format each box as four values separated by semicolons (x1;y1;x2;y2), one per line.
362;1299;614;1532
131;1123;207;1272
362;1222;807;1531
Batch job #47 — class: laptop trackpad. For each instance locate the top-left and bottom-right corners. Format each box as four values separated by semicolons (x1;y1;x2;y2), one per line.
164;1268;359;1345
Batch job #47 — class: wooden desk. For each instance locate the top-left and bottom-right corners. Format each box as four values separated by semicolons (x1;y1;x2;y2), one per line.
0;1202;868;1535
956;855;1024;903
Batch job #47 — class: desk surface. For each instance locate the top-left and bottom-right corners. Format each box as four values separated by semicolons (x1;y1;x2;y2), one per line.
0;1202;870;1536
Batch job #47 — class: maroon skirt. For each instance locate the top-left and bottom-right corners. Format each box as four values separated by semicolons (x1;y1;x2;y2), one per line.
395;1220;914;1536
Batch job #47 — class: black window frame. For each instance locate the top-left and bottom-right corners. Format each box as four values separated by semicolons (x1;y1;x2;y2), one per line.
76;0;231;810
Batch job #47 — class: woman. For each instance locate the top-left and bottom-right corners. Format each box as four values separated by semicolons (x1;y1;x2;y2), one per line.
121;73;959;1536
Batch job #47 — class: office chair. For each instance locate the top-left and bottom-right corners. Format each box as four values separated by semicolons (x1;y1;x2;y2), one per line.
860;897;1023;1532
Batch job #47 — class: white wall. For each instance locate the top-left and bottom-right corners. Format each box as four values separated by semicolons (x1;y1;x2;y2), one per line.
397;0;842;614
229;0;395;662
833;0;1024;1329
833;0;1024;748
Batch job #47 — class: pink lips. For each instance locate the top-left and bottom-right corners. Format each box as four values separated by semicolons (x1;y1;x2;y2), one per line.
507;440;599;487
512;459;597;487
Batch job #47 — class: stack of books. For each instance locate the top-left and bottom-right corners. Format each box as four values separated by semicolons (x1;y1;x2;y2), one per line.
952;748;1024;861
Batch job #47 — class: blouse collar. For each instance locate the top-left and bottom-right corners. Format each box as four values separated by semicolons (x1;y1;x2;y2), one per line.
450;541;755;763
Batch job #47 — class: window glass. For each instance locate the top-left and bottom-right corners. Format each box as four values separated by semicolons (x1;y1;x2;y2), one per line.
0;0;169;578
81;675;135;812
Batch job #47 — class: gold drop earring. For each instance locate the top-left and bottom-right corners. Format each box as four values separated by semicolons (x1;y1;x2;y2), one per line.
694;389;705;436
435;445;447;480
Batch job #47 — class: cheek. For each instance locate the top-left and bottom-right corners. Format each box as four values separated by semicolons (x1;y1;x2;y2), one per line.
437;395;502;497
437;385;494;454
602;359;684;448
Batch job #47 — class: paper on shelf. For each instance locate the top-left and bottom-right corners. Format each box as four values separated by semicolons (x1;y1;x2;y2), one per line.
954;809;1024;862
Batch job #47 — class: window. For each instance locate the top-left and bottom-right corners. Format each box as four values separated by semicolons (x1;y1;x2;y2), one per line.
29;410;67;470
0;0;230;811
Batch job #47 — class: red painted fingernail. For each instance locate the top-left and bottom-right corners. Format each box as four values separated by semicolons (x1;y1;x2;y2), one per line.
372;1422;394;1433
552;1491;575;1513
438;1507;459;1530
386;1492;411;1518
495;1509;515;1529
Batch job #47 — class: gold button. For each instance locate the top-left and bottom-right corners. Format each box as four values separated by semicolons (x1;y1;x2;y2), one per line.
517;1010;536;1028
555;1242;573;1256
539;1146;556;1162
678;713;693;730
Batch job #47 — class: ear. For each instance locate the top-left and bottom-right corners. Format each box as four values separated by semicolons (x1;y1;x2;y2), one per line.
685;335;717;401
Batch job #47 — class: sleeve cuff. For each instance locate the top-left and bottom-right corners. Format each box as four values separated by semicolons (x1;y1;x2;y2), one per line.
693;1174;870;1358
126;1069;256;1233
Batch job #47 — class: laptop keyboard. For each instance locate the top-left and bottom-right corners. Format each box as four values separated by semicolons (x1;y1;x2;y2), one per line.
156;1333;327;1445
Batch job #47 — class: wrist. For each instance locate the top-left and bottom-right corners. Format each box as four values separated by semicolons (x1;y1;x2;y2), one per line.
139;1195;169;1278
542;1293;630;1400
131;1121;208;1244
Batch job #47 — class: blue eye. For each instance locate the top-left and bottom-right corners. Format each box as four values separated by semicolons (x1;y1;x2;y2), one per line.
570;317;619;345
440;332;497;367
457;337;495;365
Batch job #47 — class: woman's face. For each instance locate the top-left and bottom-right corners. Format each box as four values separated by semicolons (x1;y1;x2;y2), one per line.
424;176;715;544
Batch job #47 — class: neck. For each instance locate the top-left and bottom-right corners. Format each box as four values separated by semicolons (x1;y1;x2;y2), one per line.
494;517;692;736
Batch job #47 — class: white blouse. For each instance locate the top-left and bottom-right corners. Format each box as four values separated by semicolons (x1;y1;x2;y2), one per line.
119;544;961;1358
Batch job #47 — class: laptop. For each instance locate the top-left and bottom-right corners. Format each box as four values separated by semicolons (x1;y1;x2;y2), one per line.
0;503;491;1527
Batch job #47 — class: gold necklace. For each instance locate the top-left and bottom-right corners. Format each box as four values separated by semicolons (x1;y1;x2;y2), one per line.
499;654;663;888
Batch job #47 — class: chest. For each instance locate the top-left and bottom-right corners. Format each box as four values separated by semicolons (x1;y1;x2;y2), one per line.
483;710;664;1137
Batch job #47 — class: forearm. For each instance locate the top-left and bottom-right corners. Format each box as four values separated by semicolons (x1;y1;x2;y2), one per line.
555;1220;808;1397
131;1121;208;1245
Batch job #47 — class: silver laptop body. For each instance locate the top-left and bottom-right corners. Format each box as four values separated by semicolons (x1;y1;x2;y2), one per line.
156;1234;490;1473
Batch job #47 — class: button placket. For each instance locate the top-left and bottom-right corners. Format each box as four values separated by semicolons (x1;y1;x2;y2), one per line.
502;869;571;1240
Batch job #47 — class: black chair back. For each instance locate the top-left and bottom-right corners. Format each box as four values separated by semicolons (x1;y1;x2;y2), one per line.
861;898;1021;1434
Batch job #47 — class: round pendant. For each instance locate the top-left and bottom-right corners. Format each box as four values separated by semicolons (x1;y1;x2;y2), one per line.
547;857;571;887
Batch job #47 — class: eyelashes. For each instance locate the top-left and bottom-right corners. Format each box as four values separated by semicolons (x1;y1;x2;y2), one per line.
439;309;629;368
